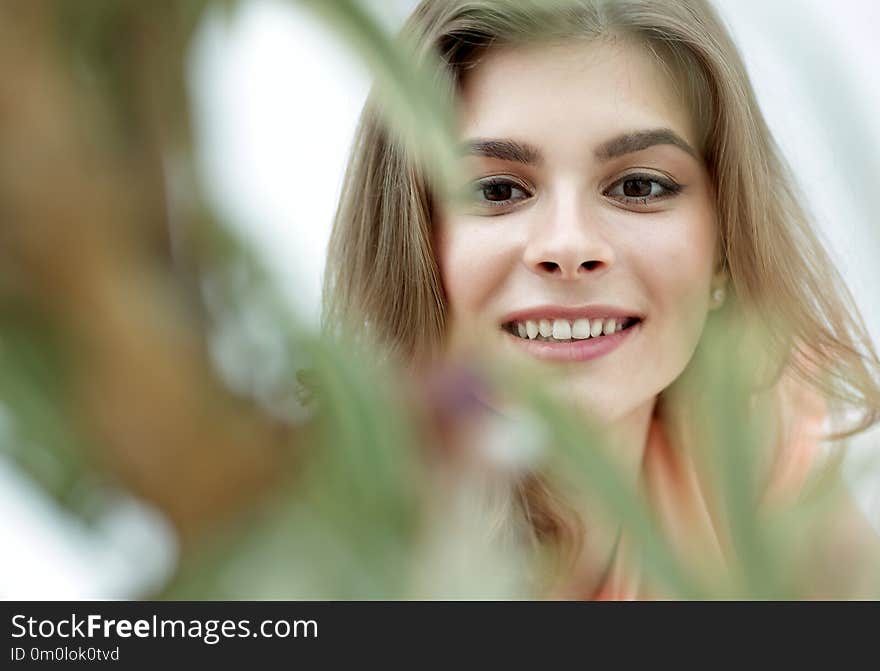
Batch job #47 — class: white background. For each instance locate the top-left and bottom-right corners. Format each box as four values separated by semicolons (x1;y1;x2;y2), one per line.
1;0;878;598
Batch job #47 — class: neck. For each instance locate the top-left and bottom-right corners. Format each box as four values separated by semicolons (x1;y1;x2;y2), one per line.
601;396;658;490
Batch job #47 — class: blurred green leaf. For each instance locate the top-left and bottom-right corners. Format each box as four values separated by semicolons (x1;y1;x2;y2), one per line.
0;306;109;522
294;0;467;204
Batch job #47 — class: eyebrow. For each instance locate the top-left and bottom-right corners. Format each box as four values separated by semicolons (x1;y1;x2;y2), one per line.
464;128;698;165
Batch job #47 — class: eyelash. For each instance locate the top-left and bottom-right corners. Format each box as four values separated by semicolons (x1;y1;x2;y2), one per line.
473;173;682;211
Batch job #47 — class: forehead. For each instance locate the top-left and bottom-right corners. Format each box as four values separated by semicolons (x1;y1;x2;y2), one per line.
457;37;699;158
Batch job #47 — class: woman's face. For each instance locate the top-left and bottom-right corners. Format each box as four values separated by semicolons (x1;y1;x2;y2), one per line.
434;38;719;424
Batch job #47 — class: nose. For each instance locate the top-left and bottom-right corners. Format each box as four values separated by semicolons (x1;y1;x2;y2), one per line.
522;192;615;280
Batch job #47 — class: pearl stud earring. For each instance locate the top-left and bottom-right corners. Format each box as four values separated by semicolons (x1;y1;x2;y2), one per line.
712;287;726;305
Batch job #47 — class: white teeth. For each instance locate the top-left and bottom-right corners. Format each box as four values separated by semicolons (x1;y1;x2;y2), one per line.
551;319;571;339
511;316;634;340
572;318;590;339
526;320;539;339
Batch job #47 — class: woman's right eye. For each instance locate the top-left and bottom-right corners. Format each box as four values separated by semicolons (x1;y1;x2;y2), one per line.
473;177;531;210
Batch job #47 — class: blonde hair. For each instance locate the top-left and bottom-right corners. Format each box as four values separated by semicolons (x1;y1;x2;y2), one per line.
322;0;880;591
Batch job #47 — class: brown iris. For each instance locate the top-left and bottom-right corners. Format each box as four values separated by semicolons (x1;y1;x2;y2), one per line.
622;178;653;198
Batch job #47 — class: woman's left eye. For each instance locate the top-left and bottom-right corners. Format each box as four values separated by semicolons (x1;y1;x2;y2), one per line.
604;174;681;206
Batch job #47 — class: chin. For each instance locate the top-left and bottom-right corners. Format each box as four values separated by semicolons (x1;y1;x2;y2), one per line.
557;376;646;425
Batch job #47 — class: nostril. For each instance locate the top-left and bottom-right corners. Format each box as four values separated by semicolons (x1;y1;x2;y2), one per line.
582;260;601;271
538;261;559;273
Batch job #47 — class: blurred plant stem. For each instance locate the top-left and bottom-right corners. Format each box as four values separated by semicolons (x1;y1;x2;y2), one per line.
295;0;466;203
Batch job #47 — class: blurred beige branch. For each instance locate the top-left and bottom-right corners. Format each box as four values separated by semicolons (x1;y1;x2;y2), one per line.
0;0;292;546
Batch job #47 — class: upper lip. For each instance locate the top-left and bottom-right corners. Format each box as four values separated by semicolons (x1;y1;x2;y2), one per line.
499;304;645;324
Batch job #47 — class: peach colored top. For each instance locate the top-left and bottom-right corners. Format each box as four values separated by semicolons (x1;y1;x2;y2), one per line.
591;370;830;600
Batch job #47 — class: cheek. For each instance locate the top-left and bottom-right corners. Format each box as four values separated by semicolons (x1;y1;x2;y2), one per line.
638;210;716;359
435;219;517;321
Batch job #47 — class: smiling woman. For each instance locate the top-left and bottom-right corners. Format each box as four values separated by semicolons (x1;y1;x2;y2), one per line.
322;0;880;598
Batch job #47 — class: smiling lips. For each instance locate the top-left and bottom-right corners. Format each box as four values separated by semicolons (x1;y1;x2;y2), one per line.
500;305;643;362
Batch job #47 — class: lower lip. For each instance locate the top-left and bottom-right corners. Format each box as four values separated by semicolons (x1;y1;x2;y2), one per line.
503;321;640;362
